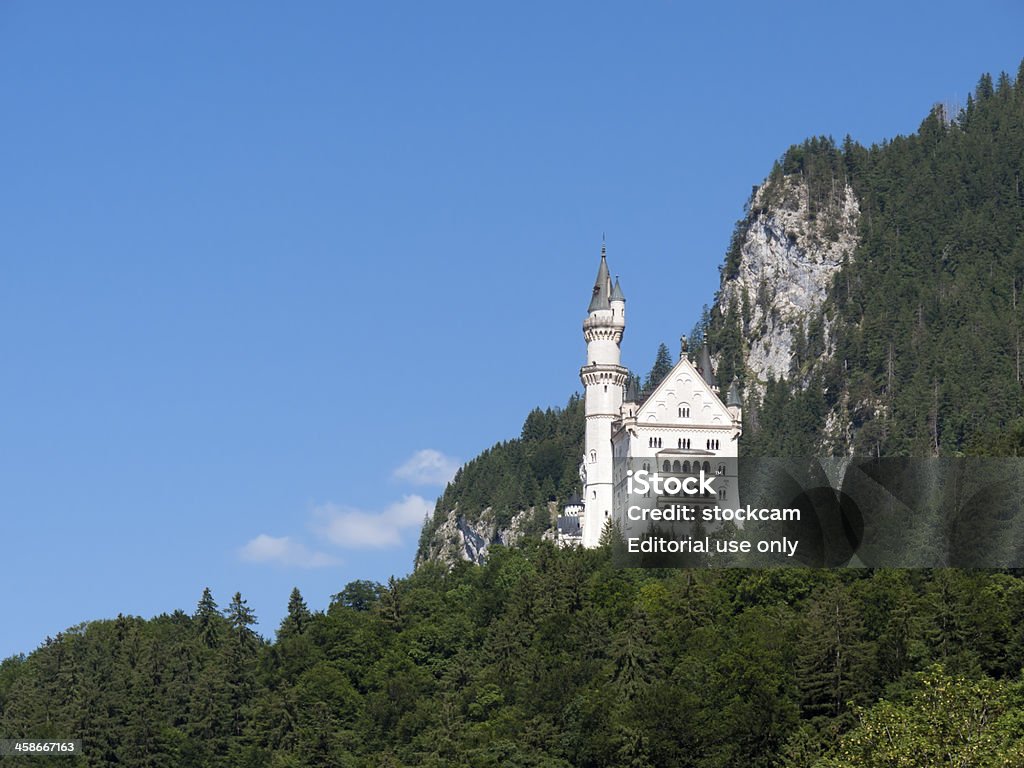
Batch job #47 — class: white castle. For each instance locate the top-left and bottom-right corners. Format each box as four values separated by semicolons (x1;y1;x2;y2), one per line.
560;244;743;548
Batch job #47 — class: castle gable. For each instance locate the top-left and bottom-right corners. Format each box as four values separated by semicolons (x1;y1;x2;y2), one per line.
635;357;731;427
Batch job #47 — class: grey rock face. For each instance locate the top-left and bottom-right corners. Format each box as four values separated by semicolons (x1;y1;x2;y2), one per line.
416;506;538;568
719;176;859;391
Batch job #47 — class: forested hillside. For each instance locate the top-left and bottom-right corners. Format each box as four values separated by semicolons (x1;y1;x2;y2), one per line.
424;64;1024;558
710;64;1024;457
4;549;1024;766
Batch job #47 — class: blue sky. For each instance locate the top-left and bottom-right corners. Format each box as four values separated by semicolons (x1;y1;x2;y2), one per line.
1;1;1022;657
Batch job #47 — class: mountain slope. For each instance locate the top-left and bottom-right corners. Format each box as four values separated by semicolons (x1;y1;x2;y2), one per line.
420;63;1024;566
709;65;1024;457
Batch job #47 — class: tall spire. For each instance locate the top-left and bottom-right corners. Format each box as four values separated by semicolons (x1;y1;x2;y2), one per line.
587;241;612;312
697;338;717;388
727;377;742;408
610;276;625;302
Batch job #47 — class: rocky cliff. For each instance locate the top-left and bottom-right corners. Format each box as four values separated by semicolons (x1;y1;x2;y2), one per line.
717;175;860;390
415;504;555;568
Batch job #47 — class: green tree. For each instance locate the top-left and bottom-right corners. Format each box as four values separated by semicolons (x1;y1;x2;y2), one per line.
642;342;674;397
819;667;1024;768
277;587;311;640
194;587;222;649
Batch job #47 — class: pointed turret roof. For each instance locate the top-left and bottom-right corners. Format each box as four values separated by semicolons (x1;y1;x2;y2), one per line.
727;377;742;408
610;276;625;302
587;242;612;312
697;341;717;388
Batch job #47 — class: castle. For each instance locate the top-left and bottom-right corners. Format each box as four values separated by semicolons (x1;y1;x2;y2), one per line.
558;244;743;548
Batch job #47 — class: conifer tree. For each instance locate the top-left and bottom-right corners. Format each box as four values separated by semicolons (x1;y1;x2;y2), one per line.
225;592;258;651
194;587;221;649
278;587;311;639
643;342;674;396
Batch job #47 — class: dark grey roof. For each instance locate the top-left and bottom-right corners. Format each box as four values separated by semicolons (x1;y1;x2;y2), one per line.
587;244;611;312
565;493;583;508
557;516;582;535
727;377;742;408
698;342;717;388
610;277;625;302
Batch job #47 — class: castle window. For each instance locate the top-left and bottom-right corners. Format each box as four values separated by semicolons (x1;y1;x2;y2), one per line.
702;461;711;474
679;405;690;418
678;438;682;448
683;460;690;473
718;487;727;500
662;460;670;472
672;460;681;473
717;463;725;475
590;450;597;463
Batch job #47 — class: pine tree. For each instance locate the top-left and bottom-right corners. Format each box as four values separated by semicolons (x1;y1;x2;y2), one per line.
225;592;258;651
642;343;674;396
278;587;311;639
194;587;221;649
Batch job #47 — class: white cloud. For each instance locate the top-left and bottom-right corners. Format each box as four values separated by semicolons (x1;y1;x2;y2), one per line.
239;534;339;568
313;494;433;549
392;449;460;486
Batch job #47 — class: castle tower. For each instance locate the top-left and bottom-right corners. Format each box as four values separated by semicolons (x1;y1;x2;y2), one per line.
580;243;628;547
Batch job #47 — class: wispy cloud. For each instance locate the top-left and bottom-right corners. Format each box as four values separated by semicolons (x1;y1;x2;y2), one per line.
313;494;433;549
392;449;460;486
239;534;339;568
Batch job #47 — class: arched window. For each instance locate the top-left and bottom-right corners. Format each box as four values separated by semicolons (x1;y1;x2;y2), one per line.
702;461;711;474
683;461;691;473
662;460;671;472
590;450;597;463
672;460;681;473
717;463;725;475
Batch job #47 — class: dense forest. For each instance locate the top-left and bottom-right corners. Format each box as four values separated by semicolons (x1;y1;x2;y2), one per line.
711;63;1024;458
6;64;1024;766
4;550;1024;766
